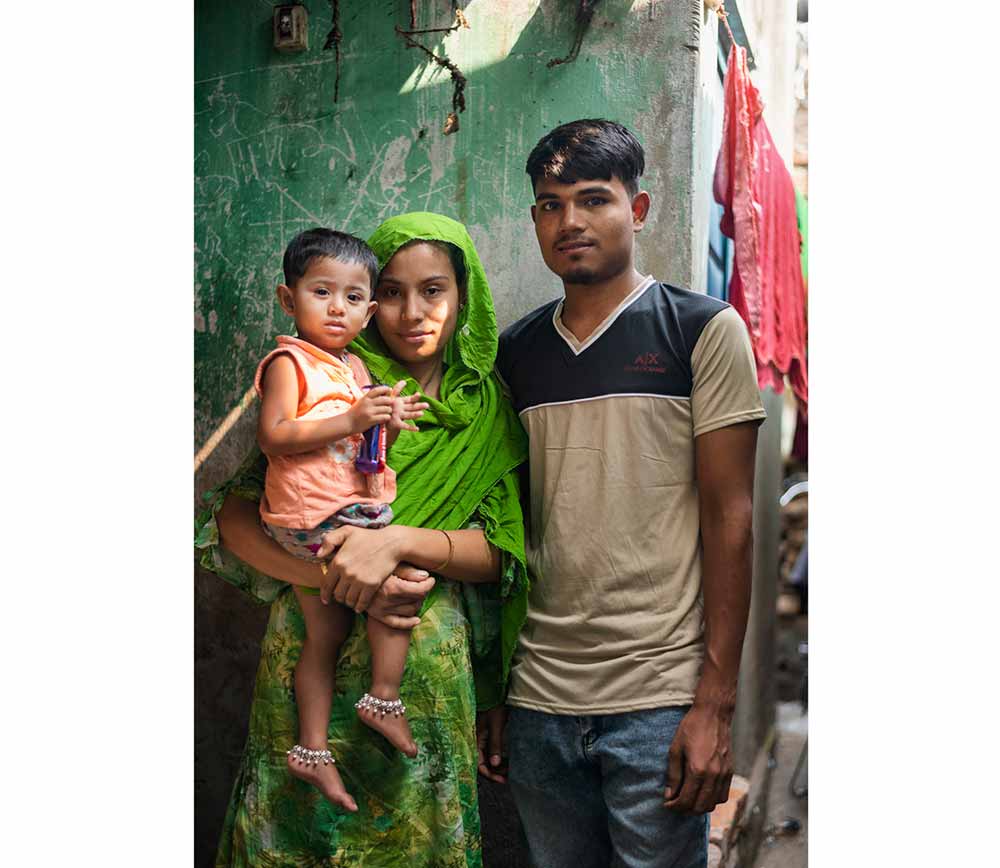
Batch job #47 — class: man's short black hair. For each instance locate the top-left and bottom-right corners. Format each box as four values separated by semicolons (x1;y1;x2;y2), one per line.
282;228;379;290
525;119;645;197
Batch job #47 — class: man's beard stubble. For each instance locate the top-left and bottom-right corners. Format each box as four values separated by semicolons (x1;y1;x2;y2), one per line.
562;266;600;285
558;248;631;287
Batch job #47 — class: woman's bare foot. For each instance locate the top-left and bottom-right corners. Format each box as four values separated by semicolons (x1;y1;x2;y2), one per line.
356;693;418;758
286;745;358;811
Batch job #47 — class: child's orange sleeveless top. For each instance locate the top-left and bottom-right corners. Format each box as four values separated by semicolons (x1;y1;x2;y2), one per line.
254;335;396;528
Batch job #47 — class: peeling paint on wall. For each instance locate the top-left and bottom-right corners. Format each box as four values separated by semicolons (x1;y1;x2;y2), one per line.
379;135;414;193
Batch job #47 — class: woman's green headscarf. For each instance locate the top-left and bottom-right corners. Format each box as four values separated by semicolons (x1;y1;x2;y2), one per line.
351;212;529;705
362;211;499;380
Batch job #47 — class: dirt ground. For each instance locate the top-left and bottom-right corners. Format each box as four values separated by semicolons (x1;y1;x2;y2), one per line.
754;704;808;867
749;601;808;868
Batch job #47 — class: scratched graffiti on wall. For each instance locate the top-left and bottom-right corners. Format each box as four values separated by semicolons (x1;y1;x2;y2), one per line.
194;64;465;452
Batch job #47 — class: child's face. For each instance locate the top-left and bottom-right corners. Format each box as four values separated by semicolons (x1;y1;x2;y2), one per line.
276;256;376;353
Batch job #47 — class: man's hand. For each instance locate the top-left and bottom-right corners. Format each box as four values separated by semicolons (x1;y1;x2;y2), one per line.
663;702;735;814
365;565;435;629
476;706;508;783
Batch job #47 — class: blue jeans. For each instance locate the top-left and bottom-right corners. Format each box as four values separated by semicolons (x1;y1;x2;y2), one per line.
507;706;709;868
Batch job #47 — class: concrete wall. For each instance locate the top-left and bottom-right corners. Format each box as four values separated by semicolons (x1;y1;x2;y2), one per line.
691;0;723;298
733;388;782;773
731;0;797;165
793;19;808;195
194;2;719;864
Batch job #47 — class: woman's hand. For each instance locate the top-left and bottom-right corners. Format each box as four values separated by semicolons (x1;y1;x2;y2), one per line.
366;564;436;628
387;380;429;436
317;524;406;611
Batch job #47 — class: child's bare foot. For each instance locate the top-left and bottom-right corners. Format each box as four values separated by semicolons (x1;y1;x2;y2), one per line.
355;693;418;758
286;744;358;811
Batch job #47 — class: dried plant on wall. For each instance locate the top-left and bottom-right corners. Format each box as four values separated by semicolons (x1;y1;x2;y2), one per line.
320;1;599;128
395;6;471;135
548;0;603;68
322;0;343;102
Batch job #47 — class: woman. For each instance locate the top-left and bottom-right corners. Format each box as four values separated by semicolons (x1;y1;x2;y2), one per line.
195;213;528;867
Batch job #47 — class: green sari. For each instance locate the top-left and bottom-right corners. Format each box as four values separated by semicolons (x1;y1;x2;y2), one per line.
196;213;528;867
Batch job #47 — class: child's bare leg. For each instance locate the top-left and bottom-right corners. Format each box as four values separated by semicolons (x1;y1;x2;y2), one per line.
356;617;417;757
287;587;358;811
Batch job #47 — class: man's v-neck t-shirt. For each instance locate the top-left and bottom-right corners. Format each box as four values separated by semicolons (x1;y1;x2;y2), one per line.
496;277;766;714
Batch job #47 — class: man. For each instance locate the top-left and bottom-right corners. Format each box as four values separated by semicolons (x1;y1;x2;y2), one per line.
480;119;766;868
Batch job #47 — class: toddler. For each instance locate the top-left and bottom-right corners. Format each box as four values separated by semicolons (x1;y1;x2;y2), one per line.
254;228;428;811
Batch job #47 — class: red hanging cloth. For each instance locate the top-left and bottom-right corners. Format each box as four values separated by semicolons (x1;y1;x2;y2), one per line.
713;43;808;416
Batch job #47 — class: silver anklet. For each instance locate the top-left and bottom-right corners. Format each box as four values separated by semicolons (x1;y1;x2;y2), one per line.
287;744;335;766
355;693;406;718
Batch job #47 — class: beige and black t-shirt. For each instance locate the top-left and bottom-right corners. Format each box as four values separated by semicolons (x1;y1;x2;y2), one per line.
496;276;765;714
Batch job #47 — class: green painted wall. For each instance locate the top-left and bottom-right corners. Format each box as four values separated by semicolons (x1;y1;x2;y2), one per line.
195;2;717;864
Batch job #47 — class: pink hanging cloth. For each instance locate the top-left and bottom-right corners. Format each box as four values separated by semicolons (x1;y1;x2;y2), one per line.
713;43;808;416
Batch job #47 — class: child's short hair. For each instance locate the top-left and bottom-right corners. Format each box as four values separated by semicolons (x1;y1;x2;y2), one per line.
282;228;379;290
525;119;645;197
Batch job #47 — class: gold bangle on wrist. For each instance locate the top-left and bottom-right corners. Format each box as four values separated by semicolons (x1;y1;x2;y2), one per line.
432;529;454;573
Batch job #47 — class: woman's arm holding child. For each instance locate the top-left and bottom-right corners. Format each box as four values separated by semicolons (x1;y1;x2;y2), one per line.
257;356;402;456
217;491;328;588
216;492;432;627
317;524;502;610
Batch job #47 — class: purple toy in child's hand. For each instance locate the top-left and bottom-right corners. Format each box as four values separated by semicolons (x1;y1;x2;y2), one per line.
356;384;386;475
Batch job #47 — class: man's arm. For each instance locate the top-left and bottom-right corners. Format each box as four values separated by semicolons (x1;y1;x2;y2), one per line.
664;419;758;814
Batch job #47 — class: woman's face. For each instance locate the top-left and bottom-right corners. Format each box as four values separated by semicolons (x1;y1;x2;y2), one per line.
373;242;462;368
